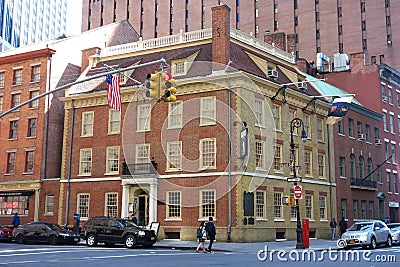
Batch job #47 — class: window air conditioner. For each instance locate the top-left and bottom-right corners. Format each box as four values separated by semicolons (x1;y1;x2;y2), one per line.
358;134;366;140
267;70;278;78
298;82;308;90
375;138;382;145
382;96;387;102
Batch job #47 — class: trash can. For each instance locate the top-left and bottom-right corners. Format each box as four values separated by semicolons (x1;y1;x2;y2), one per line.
73;214;80;233
302;219;309;248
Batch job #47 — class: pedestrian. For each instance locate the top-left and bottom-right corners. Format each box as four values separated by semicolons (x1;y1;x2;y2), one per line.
195;221;207;253
131;213;138;225
384;216;389;224
205;216;216;253
330;218;337;240
339;217;347;237
11;213;20;228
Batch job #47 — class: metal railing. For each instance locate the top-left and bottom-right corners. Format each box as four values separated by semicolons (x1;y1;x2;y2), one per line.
350;177;377;189
122;162;157;175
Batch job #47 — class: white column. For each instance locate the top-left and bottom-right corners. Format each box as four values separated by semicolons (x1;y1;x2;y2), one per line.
121;184;129;219
148;180;158;224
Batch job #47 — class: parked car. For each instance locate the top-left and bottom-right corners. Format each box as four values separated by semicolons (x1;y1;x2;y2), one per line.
0;224;13;242
13;222;80;245
341;220;392;249
81;216;157;248
387;223;400;245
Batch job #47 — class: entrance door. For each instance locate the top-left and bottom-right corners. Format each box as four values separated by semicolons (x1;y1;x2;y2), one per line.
137;196;148;226
378;199;385;220
389;207;397;223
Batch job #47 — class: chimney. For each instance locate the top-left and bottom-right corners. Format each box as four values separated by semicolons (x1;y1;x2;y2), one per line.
81;47;101;72
211;4;231;71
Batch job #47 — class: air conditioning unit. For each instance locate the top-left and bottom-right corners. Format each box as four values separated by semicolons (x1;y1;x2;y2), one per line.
382;96;387;102
375;138;382;145
358;134;366;140
298;82;308;90
268;70;278;78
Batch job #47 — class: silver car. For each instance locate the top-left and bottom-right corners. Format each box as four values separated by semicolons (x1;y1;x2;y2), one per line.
341;220;392;249
387;223;400;245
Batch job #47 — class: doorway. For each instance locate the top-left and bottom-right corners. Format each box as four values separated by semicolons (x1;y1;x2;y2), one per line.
133;194;148;226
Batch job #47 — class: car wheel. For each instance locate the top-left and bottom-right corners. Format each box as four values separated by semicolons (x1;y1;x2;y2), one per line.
15;234;24;244
86;234;98;247
370;237;377;249
387;236;392;247
124;235;137;248
49;235;58;245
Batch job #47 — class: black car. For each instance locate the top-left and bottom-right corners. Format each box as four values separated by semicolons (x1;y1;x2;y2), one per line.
81;216;157;248
13;222;80;245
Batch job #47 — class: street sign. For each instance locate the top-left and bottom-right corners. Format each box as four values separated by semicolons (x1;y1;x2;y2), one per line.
294;185;302;199
287;177;302;182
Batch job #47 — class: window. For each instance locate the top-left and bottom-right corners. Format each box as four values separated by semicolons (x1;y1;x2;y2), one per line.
394;172;398;194
397;92;400;108
350;154;356;180
318;153;325;177
6;152;16;174
337;120;344;134
13;68;22;85
200;138;216;169
361;200;366;219
305;195;313;219
167;191;181;218
289;110;298;135
29;90;39;108
0;195;29;215
390;114;394;133
106;146;119;174
392;143;396;164
9;120;18;139
108;109;120;134
81;112;94;137
385;141;390;160
304;150;312;176
273;192;282;219
359;156;365;180
398;117;400;135
317;118;323;141
387;172;391;192
11;93;21;108
272;104;281;130
31;65;40;82
377;165;382;183
357;121;362;136
27;118;37;137
255;140;265;169
388;88;393;104
367;158;373;181
319;196;326;220
303;114;310;138
360;2;365;13
200;97;216;125
167;141;182;170
353;200;359;219
173;61;186;75
365;124;371;142
137;104;151;131
383;112;388;131
255;191;266;218
254;99;263;126
341;199;347;219
79;148;92;175
45;194;54;215
381;84;386;99
168;102;182;129
348;118;354;137
200;190;215;218
105;193;118;217
273;143;283;172
136;144;150;163
24;150;35;173
77;193;90;219
0;72;5;87
339;157;346;177
369;201;374;219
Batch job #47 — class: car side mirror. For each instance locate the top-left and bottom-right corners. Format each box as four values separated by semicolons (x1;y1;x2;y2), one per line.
374;227;380;230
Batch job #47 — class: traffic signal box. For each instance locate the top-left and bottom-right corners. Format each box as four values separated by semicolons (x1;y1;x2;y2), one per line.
282;195;296;206
161;72;177;102
146;72;161;100
145;71;177;102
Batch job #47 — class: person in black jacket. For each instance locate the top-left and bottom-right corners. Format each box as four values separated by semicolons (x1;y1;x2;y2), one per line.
339;217;348;237
330;218;337;240
205;217;216;253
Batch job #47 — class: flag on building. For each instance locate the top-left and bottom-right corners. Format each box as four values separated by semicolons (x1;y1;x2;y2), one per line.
326;96;353;124
106;73;121;111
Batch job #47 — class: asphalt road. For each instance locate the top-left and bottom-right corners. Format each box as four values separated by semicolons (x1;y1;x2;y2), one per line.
0;242;399;267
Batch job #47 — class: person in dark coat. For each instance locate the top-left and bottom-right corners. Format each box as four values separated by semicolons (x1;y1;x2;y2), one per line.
339;217;348;237
131;214;138;225
11;213;20;228
330;218;337;240
205;217;216;253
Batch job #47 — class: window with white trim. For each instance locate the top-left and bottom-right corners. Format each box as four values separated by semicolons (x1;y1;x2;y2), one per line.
200;138;216;169
136;144;150;163
24;150;35;173
255;140;265;169
254;99;263;126
27;118;37;138
167;191;181;218
105;193;118;217
0;71;5;87
31;65;41;82
9;120;18;139
304;150;312;176
77;193;90;219
29;90;39;109
79;148;92;175
272;104;281;130
167;141;182;170
13;68;22;85
108;109;120;134
303;113;311;138
255;191;266;218
273;143;282;172
318;152;325;177
45;194;54;215
317;117;324;141
273;192;282;219
0;96;3;112
200;97;216;125
106;146;120;174
137;104;151;132
200;190;215;218
11;93;21;108
168;102;182;128
319;196;326;219
81;112;94;137
306;195;313;219
6;152;16;174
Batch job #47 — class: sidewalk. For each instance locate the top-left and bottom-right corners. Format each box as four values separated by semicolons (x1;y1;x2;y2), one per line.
154;238;340;253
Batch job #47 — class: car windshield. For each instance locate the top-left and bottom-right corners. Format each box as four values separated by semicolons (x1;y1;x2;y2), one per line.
46;224;64;231
117;219;138;228
388;225;400;231
349;223;372;231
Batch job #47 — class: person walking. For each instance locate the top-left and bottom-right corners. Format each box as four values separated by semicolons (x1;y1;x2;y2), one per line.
339;217;347;237
330;218;337;240
195;221;207;253
205;217;216;253
131;214;138;225
11;213;20;228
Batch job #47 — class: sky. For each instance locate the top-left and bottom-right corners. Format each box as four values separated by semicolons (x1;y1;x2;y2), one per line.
66;0;83;36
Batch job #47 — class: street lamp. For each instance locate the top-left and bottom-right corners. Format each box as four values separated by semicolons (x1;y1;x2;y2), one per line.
290;117;307;249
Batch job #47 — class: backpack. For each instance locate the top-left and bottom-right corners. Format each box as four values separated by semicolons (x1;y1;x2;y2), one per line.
196;228;203;238
205;222;216;236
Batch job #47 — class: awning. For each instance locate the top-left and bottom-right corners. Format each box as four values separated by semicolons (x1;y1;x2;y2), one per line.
0;190;35;196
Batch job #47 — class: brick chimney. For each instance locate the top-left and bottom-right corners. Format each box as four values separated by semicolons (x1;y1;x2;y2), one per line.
81;47;101;72
211;4;231;71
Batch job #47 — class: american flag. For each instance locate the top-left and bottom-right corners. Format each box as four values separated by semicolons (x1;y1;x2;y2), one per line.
106;74;121;111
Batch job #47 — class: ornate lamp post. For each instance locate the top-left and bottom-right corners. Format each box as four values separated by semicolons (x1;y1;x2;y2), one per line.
290;118;307;249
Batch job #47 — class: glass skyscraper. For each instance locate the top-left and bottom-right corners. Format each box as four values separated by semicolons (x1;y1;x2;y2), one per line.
0;0;67;51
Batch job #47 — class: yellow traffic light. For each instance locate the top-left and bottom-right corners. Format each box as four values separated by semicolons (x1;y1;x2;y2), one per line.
282;196;296;206
146;72;161;100
161;71;177;102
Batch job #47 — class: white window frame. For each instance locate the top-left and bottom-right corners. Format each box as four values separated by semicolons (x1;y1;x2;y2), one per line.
273;192;282;219
255;140;265;169
255;190;266;219
106;146;120;174
199;138;216;169
79;148;92;176
166;191;181;219
304;150;312;176
306;195;313;219
200;190;216;219
44;194;54;215
29;89;39;109
137;104;151;132
273;143;283;172
77;193;90;219
254;99;264;126
317;117;324;141
135;144;150;164
168;101;183;129
13;68;22;85
272;104;281;131
31;64;41;82
166;141;182;171
0;71;5;88
105;192;118;217
200;97;216;126
81;111;94;137
318;152;326;178
319;196;327;220
108;109;121;134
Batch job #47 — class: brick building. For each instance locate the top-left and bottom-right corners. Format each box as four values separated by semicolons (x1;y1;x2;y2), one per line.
60;5;336;242
82;0;400;71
